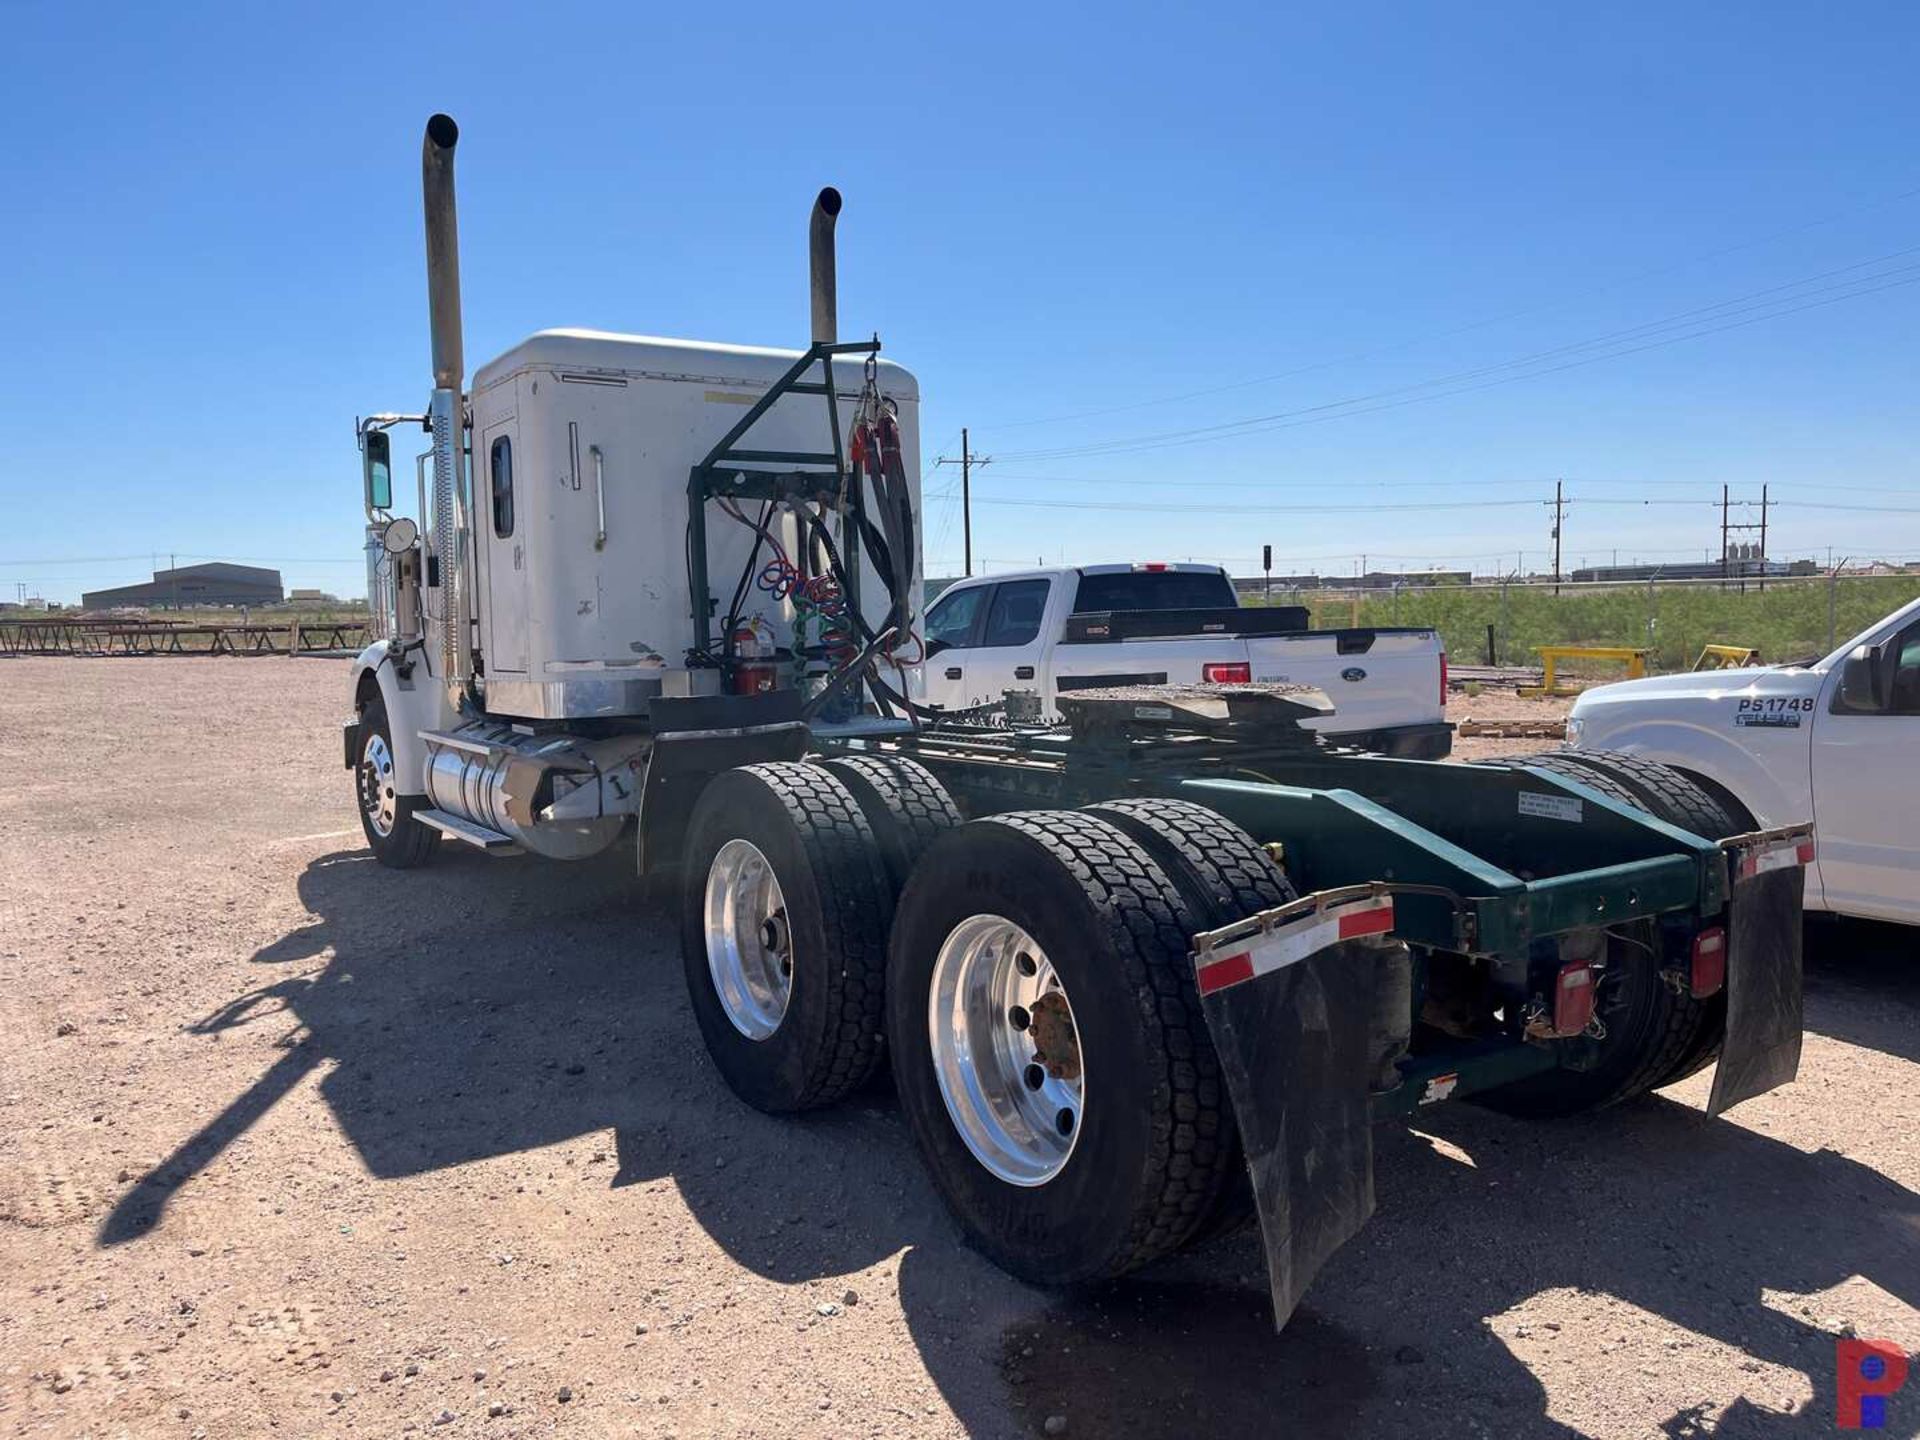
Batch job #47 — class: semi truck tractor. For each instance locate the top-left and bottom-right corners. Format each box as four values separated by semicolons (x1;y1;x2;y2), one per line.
346;115;1815;1327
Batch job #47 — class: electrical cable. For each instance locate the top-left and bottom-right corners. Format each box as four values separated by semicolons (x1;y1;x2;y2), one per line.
991;259;1920;463
983;179;1920;432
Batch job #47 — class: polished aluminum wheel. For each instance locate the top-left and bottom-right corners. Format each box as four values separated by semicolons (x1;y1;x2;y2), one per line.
359;731;398;838
704;838;793;1040
928;915;1084;1186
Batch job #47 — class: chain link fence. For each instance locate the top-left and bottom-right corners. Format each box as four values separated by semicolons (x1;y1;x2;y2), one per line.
1250;573;1919;674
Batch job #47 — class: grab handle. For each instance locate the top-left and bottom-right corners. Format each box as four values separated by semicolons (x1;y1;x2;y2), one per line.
589;444;607;550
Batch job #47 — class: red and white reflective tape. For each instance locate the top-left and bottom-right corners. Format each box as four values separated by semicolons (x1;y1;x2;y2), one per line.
1194;895;1395;997
1736;836;1815;881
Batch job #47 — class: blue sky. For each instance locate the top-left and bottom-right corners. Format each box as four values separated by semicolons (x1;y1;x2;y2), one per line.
4;1;1918;601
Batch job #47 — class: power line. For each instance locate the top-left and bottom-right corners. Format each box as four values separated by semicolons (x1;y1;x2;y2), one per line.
990;256;1920;463
0;552;364;567
972;496;1555;516
967;470;1920;495
961;492;1891;517
983;178;1920;432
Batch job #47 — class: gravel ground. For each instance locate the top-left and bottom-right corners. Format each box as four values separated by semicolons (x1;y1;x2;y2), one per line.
2;659;1916;1439
1448;691;1574;764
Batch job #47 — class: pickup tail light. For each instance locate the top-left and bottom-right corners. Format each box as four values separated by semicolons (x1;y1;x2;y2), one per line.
1690;926;1727;999
1203;661;1252;684
1440;651;1449;708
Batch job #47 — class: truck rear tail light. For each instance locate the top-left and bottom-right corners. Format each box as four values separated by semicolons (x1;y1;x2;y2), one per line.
1553;960;1597;1037
1203;661;1252;684
1440;651;1449;708
1690;926;1727;999
1136;562;1169;572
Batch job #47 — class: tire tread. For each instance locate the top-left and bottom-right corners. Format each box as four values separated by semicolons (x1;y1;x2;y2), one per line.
976;809;1237;1272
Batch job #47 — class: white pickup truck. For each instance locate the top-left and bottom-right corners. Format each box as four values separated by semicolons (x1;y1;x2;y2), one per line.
913;563;1453;758
1567;592;1920;925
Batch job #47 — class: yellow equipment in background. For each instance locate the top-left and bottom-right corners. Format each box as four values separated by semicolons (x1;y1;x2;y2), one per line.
1522;645;1651;697
1693;644;1762;671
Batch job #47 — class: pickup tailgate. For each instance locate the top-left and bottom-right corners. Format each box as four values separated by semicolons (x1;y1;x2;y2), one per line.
1245;628;1444;735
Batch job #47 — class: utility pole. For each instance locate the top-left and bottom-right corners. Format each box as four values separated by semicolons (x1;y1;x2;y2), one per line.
1263;543;1272;602
933;428;990;577
1728;485;1743;591
1550;480;1565;594
1723;487;1767;595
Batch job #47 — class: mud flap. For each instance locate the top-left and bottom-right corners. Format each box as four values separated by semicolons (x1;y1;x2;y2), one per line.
1707;829;1813;1118
1192;892;1391;1330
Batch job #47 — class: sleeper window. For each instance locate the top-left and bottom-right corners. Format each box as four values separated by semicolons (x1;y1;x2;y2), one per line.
490;436;514;538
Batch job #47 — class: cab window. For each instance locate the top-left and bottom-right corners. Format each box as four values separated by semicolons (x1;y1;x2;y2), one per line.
981;579;1050;648
1894;628;1920;713
926;585;986;650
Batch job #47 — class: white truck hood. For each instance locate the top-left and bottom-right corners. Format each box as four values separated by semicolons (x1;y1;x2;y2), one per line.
1571;664;1820;710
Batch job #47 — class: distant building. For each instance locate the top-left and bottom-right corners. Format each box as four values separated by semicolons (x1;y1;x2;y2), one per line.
1233;570;1472;594
288;588;341;604
82;563;283;610
1566;559;1808;584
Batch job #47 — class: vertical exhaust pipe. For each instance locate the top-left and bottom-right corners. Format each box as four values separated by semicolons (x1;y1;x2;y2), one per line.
423;113;464;390
809;187;841;345
422;113;473;701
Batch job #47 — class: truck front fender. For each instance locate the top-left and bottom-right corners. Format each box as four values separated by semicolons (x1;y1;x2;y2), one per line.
1572;715;1808;830
347;641;447;796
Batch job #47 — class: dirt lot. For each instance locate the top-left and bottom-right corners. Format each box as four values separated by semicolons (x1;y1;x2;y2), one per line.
2;659;1917;1439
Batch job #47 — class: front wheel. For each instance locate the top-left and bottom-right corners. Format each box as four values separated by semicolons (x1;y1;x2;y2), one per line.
355;696;439;869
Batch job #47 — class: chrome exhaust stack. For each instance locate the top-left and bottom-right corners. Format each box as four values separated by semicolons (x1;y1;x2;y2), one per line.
809;186;841;345
422;112;473;701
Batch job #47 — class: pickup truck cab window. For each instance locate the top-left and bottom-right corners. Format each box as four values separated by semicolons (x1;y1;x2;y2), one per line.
926;585;988;651
1833;619;1920;715
1072;570;1236;612
982;580;1050;647
1892;630;1920;713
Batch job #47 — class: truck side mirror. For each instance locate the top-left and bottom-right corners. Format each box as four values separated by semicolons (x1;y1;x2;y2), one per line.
1839;641;1894;712
363;430;394;513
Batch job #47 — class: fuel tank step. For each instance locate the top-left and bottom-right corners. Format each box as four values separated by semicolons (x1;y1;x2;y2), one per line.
413;807;520;852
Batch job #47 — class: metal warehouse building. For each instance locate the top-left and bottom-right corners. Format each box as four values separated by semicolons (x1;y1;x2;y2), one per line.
82;563;284;610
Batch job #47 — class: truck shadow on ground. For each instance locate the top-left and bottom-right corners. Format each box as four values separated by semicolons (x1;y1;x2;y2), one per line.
97;848;1920;1439
1803;915;1920;1062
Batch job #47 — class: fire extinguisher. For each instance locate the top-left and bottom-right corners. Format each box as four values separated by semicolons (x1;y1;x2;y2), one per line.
728;617;780;695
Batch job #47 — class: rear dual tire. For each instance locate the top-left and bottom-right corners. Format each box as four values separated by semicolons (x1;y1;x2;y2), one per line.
680;764;893;1112
1477;749;1748;1115
684;768;1279;1282
887;807;1257;1283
